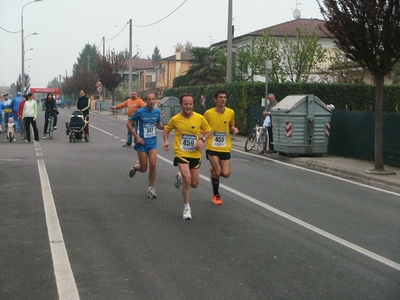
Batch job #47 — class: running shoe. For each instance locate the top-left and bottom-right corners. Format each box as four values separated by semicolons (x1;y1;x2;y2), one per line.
43;134;46;139
212;194;222;205
129;163;139;178
183;207;192;220
147;187;158;198
175;172;182;189
54;126;57;130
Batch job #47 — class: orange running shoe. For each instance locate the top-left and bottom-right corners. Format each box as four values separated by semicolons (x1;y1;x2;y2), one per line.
212;194;222;205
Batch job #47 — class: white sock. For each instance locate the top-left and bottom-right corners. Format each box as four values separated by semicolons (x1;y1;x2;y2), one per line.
184;204;190;209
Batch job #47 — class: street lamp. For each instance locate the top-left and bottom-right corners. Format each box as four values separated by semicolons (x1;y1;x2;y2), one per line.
21;0;43;94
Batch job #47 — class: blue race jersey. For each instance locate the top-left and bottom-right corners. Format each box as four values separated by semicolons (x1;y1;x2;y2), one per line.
129;106;161;144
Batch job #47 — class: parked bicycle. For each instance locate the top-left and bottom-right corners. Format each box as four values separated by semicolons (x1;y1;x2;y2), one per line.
244;118;268;154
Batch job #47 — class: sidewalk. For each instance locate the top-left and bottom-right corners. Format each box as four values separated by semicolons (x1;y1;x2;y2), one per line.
93;109;400;194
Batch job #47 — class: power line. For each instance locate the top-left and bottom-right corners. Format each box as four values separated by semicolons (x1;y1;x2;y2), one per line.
100;0;188;50
132;0;188;28
106;21;129;41
0;26;21;33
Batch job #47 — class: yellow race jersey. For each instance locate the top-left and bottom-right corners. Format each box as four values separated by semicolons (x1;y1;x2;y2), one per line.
165;112;211;159
203;107;235;152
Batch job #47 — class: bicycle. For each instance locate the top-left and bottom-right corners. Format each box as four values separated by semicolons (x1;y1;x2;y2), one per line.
47;114;54;140
244;118;268;154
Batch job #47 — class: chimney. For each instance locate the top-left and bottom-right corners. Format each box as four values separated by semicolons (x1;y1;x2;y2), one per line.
175;48;181;77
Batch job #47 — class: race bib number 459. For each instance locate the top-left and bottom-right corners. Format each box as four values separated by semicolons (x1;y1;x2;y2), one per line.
181;134;197;151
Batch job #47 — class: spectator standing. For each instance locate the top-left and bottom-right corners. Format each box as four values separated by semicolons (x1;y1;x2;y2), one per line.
18;95;28;140
163;93;212;220
12;92;23;132
0;96;4;133
76;90;90;138
110;91;145;147
22;93;39;142
263;93;278;153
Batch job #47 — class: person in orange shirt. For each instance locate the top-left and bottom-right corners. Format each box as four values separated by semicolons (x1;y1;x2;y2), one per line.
111;91;145;147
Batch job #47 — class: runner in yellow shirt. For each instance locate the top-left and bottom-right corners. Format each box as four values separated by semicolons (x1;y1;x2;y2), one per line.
163;93;212;220
203;90;239;205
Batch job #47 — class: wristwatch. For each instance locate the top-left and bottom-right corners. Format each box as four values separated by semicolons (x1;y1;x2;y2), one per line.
201;137;207;142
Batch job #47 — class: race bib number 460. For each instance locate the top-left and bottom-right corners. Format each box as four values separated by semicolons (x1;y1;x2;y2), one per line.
181;134;197;151
213;132;226;147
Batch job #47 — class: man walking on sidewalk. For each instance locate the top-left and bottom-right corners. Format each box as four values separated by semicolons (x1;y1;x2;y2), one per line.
111;91;145;147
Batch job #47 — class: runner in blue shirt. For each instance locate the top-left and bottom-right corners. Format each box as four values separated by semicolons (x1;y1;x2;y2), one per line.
127;91;164;198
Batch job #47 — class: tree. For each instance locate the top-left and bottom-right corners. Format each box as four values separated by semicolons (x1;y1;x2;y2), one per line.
73;44;99;76
9;83;16;96
97;50;125;107
16;74;31;93
72;69;98;96
151;46;162;61
235;27;327;83
174;41;193;52
317;0;400;170
62;76;76;98
47;77;61;88
173;46;226;87
233;35;283;83
320;47;366;83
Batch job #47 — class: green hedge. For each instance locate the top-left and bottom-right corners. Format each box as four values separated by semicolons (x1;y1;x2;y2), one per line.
164;82;400;133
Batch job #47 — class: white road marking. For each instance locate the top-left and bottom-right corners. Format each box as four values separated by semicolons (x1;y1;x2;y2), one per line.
232;148;400;197
157;154;400;272
37;160;80;299
89;118;400;271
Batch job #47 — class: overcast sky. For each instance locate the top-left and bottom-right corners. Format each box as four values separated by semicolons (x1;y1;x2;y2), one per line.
0;0;323;89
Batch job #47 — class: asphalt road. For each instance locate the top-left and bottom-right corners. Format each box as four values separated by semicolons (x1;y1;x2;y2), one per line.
1;110;399;300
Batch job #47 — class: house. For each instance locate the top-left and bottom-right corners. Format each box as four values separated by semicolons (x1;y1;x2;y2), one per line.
212;18;336;82
121;57;155;92
153;49;193;96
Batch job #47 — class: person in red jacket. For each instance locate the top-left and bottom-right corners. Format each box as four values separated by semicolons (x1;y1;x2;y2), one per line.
18;94;27;140
110;91;145;147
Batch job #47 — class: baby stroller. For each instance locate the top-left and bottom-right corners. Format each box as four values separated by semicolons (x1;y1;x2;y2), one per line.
65;111;89;142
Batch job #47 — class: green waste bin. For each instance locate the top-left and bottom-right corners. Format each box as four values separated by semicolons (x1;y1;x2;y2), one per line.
270;94;333;156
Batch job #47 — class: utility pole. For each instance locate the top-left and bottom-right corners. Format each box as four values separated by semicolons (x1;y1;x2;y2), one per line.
102;36;106;100
129;19;132;95
226;0;233;83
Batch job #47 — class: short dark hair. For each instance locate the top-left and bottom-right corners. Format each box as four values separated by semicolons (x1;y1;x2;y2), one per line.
27;93;34;97
213;89;227;99
145;91;156;100
179;93;194;105
3;93;8;96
